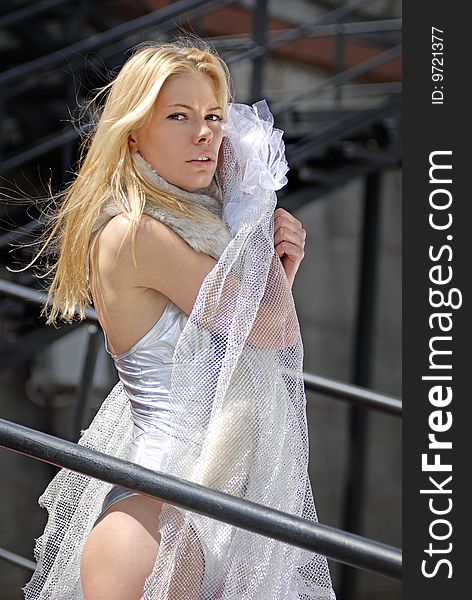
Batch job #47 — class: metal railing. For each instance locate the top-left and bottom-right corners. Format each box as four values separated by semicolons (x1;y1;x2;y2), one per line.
0;418;402;580
0;0;234;91
0;278;402;418
304;372;401;416
0;0;72;29
0;3;402;596
0;546;36;572
0;0;401;175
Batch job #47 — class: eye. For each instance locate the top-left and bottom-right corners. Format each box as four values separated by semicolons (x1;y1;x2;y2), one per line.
206;114;223;122
167;113;186;120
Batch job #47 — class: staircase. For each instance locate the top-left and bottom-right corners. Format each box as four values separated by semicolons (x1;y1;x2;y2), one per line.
0;0;401;376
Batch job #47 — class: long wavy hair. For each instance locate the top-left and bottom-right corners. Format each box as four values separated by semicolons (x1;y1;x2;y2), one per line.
34;40;231;324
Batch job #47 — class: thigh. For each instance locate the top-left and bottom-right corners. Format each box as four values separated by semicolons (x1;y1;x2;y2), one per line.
80;495;163;600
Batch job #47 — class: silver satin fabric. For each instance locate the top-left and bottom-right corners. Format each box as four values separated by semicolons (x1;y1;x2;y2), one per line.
106;301;188;447
96;301;188;518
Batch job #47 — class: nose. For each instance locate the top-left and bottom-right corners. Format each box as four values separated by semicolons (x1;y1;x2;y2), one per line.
193;117;213;144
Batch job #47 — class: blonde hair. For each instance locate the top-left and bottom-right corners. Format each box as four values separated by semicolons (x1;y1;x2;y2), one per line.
35;40;231;324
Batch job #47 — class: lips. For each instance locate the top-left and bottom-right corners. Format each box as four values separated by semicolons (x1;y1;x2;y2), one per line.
186;152;215;163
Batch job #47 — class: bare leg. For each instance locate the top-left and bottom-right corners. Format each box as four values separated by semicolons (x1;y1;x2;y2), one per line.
80;495;162;600
80;495;205;600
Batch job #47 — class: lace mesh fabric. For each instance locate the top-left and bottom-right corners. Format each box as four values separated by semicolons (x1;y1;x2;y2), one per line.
24;383;133;599
24;101;335;599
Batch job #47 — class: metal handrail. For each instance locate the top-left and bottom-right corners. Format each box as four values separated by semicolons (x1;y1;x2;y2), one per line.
226;0;374;64
272;44;402;116
0;418;402;579
0;278;97;321
0;127;79;175
304;372;401;416
0;0;72;29
0;278;402;415
0;220;43;248
286;95;401;166
0;546;36;571
0;0;235;88
209;18;402;50
267;18;402;40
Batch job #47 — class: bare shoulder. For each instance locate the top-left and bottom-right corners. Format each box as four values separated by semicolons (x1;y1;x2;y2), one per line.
94;212;216;315
104;212;194;248
95;213;182;277
98;213;174;254
90;214;173;354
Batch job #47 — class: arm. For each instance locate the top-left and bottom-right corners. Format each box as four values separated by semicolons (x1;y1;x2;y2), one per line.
113;214;217;316
107;211;304;349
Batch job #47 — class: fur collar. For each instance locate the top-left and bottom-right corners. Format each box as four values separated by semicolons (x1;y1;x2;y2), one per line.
92;154;231;260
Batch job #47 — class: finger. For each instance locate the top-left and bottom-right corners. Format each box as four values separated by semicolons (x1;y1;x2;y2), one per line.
275;240;305;261
274;225;306;248
274;218;305;239
274;214;303;230
274;208;303;230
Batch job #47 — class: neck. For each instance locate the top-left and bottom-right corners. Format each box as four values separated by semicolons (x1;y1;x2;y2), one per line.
91;153;231;262
133;152;223;209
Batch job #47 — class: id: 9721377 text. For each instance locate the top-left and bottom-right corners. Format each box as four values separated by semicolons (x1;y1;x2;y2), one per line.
432;26;444;105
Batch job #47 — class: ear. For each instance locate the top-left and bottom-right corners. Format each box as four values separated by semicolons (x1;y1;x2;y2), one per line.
128;135;138;153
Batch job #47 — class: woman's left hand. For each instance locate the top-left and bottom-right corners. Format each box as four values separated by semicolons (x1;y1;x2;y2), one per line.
273;208;306;288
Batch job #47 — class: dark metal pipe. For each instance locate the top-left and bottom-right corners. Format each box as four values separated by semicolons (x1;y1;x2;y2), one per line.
303;372;401;416
0;220;43;248
0;0;233;87
0;93;4;160
266;18;402;41
0;279;401;414
0;418;402;580
250;0;268;102
340;172;383;598
334;21;347;105
0;279;98;321
71;324;102;440
0;128;79;175
0;0;71;28
0;547;36;572
286;95;401;167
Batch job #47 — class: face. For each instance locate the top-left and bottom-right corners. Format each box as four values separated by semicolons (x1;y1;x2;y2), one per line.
129;73;224;192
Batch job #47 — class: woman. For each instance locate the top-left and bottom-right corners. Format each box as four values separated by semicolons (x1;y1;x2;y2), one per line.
24;41;335;600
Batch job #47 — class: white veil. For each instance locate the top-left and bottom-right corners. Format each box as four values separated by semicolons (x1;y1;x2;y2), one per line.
142;101;335;599
23;101;335;600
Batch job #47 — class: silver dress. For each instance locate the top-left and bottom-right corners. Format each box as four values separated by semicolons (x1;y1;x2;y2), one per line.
95;302;226;597
96;300;188;519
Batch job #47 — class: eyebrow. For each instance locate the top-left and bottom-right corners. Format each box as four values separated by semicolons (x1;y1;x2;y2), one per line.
167;103;223;112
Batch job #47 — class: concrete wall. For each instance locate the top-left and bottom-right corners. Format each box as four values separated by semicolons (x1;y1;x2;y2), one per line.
291;169;401;599
0;2;401;598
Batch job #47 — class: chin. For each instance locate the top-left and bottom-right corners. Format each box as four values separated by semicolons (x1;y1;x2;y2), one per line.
181;175;215;193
